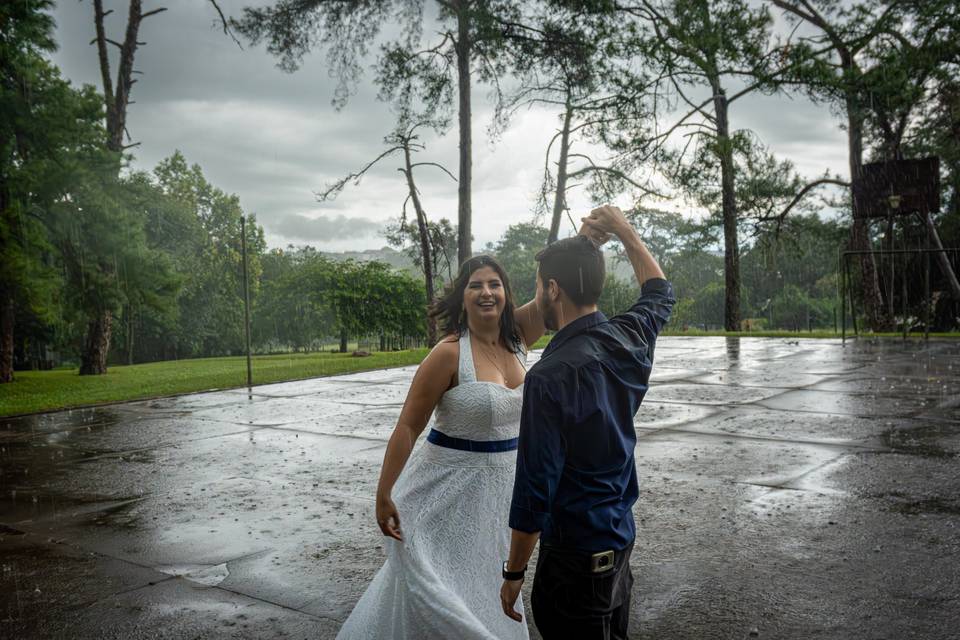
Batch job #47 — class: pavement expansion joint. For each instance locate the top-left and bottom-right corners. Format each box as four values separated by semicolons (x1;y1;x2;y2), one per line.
682;379;824;392
333;400;405;408
750;401;913;420
257;424;389;444
58;427;265;462
101;575;178;600
10;496;149;527
735;481;813;492
655;425;888;451
777;452;851;489
195;416;301;428
212;583;341;622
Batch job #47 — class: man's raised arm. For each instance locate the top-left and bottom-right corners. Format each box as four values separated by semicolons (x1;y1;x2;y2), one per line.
581;205;665;286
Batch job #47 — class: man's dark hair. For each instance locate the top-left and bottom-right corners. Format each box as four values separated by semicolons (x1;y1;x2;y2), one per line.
535;235;605;306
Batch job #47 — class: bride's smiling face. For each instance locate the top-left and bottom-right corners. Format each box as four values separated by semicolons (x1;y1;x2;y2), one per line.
463;266;506;324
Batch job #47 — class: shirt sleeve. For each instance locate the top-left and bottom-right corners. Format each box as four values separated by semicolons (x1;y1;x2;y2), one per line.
609;277;676;346
509;375;566;534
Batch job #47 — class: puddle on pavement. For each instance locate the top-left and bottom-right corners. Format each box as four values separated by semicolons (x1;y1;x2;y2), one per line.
877;494;960;516
881;423;960;458
154;563;230;587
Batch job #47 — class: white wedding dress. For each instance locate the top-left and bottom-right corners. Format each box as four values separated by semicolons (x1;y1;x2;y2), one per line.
336;330;530;640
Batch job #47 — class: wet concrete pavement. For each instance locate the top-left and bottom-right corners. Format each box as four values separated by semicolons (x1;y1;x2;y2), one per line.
1;337;958;639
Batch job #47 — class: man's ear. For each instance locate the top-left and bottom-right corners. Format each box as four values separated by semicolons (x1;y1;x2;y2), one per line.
548;279;560;301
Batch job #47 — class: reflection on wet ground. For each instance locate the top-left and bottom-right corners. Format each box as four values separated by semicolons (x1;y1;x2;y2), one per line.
1;338;958;638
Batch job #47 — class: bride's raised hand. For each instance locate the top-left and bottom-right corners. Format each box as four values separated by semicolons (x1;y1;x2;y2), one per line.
376;494;403;541
578;217;612;247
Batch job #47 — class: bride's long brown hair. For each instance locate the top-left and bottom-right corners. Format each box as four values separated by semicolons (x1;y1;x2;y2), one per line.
428;255;522;353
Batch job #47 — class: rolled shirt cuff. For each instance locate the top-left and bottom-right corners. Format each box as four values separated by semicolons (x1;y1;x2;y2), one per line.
509;504;550;533
641;277;673;296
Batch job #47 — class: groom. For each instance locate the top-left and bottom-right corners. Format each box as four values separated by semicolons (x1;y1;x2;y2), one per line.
499;205;675;639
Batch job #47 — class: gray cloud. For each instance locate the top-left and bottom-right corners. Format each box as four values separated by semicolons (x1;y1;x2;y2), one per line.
270;212;383;242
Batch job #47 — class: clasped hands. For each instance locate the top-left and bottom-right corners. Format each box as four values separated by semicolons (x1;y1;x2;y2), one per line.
579;204;632;245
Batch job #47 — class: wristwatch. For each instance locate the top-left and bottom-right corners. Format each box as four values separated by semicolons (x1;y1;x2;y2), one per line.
502;561;526;581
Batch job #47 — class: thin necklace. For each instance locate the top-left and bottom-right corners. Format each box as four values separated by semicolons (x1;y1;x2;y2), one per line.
474;335;510;381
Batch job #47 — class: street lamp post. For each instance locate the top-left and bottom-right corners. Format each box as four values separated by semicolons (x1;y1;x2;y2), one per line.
240;215;253;389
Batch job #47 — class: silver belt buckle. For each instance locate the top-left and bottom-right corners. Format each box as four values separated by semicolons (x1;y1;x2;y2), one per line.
590;550;615;573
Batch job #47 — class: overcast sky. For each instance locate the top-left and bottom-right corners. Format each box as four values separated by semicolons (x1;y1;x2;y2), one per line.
49;0;850;253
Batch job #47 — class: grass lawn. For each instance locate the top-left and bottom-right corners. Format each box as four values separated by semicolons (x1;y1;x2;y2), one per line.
2;330;956;417
0;349;429;418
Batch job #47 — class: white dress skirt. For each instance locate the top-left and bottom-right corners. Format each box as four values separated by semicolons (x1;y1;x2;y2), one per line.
336;330;530;640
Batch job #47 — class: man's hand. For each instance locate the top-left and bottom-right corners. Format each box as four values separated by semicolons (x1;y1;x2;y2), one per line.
578;220;612;247
500;578;524;622
584;204;665;284
581;204;633;240
375;494;403;541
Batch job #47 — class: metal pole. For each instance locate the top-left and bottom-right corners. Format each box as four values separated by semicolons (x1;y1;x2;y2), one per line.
901;250;908;341
841;251;847;343
240;215;253;389
835;244;841;335
924;221;931;342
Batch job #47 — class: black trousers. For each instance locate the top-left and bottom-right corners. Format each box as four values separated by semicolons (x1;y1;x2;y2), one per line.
531;541;634;640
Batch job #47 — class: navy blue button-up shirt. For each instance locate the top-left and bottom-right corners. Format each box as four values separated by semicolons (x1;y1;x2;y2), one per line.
509;277;675;552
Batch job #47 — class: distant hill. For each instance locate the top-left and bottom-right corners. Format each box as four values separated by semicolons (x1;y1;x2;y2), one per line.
319;246;418;275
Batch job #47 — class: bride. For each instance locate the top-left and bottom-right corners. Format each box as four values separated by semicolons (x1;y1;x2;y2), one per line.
335;254;545;639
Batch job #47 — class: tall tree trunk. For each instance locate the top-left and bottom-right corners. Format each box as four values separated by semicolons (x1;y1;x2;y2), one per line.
402;142;438;346
548;99;574;246
0;285;14;383
846;99;887;331
339;328;348;354
0;183;12;383
87;0;161;375
713;87;741;332
80;310;112;375
455;3;472;266
94;0;147;152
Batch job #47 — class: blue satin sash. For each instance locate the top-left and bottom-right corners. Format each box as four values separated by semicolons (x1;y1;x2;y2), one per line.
426;428;519;453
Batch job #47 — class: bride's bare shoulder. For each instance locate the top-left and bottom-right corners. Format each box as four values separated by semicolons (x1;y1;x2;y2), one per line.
416;334;459;377
406;334;459;393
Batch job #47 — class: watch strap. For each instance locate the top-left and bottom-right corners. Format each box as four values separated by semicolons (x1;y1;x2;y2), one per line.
502;561;526;581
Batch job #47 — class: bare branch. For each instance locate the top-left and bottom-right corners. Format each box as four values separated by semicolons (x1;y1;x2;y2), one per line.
768;177;850;223
90;36;124;50
141;7;168;20
669;77;716;123
207;0;243;49
315;146;404;201
410;162;458;182
567;158;668;199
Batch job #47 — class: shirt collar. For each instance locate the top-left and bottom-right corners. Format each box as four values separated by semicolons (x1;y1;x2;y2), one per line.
542;310;607;358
